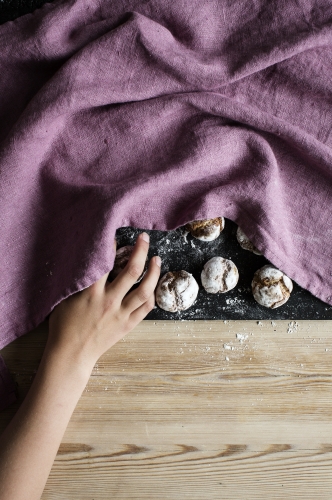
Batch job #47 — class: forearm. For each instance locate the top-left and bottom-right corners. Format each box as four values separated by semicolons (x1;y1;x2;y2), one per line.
0;342;93;500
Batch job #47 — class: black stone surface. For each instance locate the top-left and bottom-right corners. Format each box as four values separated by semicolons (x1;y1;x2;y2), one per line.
0;0;53;23
1;0;331;320
114;222;332;320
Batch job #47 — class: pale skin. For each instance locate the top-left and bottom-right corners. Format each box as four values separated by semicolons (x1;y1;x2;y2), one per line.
0;232;161;500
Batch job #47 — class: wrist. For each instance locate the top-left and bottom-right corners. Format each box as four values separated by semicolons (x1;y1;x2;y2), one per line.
42;337;96;386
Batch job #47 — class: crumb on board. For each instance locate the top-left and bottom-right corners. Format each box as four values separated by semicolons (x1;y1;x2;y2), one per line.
236;333;248;343
287;321;299;334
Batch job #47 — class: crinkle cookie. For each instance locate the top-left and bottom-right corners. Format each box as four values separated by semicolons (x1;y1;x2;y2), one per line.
156;270;199;312
185;217;225;241
109;245;147;283
236;226;262;255
251;265;293;308
201;256;239;293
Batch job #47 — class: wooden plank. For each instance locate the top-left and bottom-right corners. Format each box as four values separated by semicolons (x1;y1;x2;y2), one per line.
1;320;332;499
46;443;332;500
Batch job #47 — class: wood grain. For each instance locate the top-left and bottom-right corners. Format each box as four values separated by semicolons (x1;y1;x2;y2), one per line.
1;319;332;499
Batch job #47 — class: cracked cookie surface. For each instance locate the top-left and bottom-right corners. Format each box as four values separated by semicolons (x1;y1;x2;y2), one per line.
185;218;225;242
236;226;262;255
155;270;199;312
201;256;239;294
251;265;293;308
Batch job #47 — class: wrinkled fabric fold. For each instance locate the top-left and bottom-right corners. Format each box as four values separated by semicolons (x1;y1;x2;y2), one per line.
0;0;332;409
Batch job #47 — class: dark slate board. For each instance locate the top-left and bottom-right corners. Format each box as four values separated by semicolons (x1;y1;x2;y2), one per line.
0;0;52;23
114;222;332;320
1;0;331;320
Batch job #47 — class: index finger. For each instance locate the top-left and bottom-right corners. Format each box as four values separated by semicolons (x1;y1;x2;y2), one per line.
106;232;150;299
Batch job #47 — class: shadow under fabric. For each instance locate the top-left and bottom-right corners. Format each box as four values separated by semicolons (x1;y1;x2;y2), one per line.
0;0;332;409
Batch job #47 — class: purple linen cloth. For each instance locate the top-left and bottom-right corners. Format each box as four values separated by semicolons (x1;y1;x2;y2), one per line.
0;0;332;408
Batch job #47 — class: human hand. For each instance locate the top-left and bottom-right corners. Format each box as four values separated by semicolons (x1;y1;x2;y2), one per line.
47;232;161;373
0;235;160;500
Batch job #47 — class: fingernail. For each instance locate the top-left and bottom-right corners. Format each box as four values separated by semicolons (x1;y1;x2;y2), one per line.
155;255;161;267
141;232;149;243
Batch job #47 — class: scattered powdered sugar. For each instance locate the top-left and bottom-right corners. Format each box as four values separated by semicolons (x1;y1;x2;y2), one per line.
225;296;245;306
287;321;299;334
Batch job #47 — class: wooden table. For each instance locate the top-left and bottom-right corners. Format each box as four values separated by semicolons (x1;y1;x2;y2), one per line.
1;319;332;499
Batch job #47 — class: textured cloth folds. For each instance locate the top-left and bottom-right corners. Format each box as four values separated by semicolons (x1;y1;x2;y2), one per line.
1;0;332;408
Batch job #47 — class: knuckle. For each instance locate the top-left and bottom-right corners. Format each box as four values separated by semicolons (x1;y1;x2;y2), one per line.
115;309;123;321
127;263;142;280
105;296;115;311
145;295;155;311
137;287;151;303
